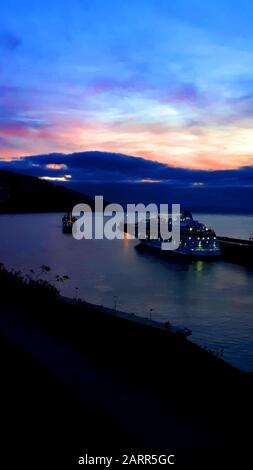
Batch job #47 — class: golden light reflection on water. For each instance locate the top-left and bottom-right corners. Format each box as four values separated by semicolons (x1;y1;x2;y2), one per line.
195;260;204;272
123;231;130;251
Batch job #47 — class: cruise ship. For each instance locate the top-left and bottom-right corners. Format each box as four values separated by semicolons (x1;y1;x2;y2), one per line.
140;210;221;259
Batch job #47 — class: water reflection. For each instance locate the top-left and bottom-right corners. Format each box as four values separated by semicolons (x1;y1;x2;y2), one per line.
0;212;253;371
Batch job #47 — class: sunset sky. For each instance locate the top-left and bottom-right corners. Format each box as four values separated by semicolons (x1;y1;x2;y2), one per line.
1;0;253;171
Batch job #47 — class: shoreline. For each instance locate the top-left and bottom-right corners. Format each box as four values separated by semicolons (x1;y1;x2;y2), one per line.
1;264;253;461
62;295;193;337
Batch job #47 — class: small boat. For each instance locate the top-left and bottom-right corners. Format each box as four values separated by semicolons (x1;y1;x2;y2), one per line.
62;212;77;234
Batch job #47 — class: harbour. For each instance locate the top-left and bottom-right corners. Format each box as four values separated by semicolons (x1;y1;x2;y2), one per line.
1;211;253;371
2;0;253;464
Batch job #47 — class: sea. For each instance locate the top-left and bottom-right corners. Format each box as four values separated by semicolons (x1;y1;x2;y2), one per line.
0;212;253;371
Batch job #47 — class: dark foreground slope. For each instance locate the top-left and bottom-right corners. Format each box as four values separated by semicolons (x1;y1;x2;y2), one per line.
0;264;252;467
0;169;93;213
1;335;136;468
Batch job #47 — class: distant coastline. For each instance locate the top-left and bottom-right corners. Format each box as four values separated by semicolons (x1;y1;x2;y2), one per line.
0;169;95;214
1;167;253;216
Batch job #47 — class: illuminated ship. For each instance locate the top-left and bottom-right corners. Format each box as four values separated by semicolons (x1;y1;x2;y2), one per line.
140;210;221;259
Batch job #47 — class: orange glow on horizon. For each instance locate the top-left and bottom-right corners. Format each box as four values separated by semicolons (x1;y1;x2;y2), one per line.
39;175;72;182
1;118;253;171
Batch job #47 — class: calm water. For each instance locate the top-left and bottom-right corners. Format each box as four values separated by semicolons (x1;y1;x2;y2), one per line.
0;212;253;371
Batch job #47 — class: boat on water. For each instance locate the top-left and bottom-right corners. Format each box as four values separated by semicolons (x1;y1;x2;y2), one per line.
62;212;77;234
140;210;221;260
217;235;253;263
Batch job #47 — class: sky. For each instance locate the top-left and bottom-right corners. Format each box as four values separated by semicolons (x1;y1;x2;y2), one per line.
1;0;253;173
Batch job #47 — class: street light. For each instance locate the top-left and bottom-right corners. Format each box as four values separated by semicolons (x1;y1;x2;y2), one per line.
113;295;118;310
149;308;153;323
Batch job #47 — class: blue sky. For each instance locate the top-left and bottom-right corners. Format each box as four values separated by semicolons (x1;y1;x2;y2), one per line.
1;0;253;172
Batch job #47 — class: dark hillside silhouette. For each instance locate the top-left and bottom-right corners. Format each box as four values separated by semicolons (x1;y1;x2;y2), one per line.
0;169;94;213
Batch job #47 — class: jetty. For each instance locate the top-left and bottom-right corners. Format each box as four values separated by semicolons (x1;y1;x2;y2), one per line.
217;236;253;263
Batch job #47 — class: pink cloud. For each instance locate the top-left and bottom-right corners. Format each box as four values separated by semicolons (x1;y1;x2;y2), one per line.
46;163;68;170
